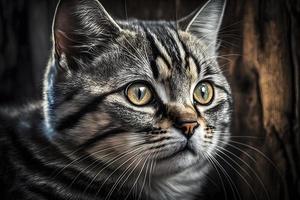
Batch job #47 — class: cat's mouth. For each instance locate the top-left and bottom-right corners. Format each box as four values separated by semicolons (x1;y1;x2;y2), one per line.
157;140;197;162
151;140;199;175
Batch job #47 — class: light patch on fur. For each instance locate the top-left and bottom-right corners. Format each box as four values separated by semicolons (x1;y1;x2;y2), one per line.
155;83;170;103
186;57;198;82
86;132;147;171
105;95;155;114
151;164;211;200
158;119;172;129
88;85;113;95
156;57;171;80
117;29;137;42
148;31;172;66
178;30;206;60
68;112;112;142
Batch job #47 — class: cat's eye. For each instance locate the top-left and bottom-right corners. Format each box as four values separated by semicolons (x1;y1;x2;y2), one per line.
126;83;153;106
193;81;214;105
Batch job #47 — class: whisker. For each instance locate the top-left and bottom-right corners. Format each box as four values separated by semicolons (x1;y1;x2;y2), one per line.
209;154;242;200
124;152;151;200
202;153;228;200
51;135;146;179
137;154;151;200
67;139;146;190
224;139;282;173
84;143;146;195
217;138;286;190
103;150;145;200
215;145;270;200
214;151;258;200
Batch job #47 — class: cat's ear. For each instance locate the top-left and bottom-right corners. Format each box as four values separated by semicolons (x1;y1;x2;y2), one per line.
53;0;122;68
178;0;226;52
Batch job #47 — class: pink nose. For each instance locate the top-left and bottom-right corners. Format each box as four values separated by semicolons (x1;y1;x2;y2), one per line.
175;120;199;138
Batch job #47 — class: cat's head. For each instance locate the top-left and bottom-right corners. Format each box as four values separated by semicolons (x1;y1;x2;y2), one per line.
44;0;232;175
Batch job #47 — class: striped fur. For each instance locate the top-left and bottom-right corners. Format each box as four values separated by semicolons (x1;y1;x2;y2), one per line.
0;0;232;199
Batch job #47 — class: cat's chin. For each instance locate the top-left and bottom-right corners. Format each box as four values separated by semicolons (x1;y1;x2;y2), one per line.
152;148;201;176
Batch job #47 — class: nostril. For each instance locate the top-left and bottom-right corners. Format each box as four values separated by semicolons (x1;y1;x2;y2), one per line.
174;120;199;138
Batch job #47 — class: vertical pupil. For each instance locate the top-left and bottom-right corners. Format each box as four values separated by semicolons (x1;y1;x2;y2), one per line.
136;87;146;100
200;84;207;99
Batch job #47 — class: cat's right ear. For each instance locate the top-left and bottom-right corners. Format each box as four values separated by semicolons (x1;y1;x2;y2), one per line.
178;0;226;53
53;0;122;70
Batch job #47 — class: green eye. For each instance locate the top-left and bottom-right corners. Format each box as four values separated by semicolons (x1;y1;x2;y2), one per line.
193;81;214;105
126;83;153;106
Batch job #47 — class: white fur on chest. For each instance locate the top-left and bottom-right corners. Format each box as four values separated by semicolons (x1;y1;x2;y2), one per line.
148;165;211;200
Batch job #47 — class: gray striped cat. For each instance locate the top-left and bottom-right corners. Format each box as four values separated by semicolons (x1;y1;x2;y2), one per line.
0;0;232;199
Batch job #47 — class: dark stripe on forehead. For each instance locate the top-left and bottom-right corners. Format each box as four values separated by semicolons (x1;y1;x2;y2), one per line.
177;35;201;74
153;27;180;68
164;28;183;70
142;26;171;79
202;64;222;78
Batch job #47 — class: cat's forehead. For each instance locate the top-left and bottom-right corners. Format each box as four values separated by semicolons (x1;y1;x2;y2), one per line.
119;22;204;71
83;21;220;96
122;22;216;82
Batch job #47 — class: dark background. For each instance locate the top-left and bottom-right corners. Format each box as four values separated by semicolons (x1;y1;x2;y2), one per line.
0;0;299;199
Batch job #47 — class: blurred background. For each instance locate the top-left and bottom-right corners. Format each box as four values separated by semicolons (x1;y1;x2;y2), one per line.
0;0;299;199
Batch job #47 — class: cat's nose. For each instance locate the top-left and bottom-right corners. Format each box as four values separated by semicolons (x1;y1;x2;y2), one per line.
167;103;199;138
174;120;199;139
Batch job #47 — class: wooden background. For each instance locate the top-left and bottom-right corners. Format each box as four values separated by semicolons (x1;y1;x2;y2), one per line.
0;0;299;199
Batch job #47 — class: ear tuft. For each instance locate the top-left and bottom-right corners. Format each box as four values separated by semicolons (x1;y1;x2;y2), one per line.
178;0;226;52
53;0;122;66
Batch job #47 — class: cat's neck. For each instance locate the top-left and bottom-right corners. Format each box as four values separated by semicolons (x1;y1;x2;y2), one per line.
148;165;210;200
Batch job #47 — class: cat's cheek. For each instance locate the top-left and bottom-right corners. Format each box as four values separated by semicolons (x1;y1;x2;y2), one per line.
85;132;140;161
193;126;215;156
190;126;206;152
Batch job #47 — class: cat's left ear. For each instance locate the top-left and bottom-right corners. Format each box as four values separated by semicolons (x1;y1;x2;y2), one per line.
178;0;226;53
53;0;122;69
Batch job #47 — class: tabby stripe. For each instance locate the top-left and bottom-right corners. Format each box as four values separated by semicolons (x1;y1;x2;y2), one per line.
146;137;171;144
149;143;167;149
79;128;125;149
168;28;186;66
27;183;69;200
150;31;173;67
149;141;179;150
61;88;81;103
8;129;56;175
8;129;98;184
202;65;220;77
214;84;232;97
144;39;171;79
6;136;90;195
56;88;123;131
178;34;201;74
150;59;159;79
145;29;172;69
142;29;160;79
164;28;184;71
54;88;81;109
204;99;229;115
112;102;153;115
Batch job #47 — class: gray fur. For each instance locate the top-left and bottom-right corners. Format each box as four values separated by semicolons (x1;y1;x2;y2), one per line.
43;0;232;199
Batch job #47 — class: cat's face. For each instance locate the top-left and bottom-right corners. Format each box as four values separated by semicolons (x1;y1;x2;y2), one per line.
44;0;232;175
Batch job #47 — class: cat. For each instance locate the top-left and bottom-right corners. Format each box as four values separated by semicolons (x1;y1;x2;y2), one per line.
0;0;232;199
